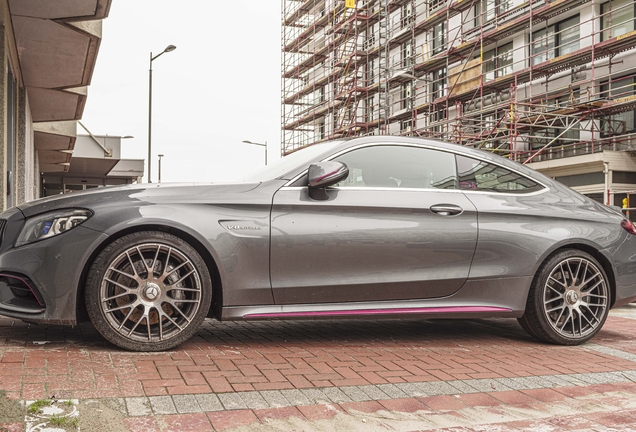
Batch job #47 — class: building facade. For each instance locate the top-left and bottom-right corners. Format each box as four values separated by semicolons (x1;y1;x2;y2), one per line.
1;0;112;211
281;0;636;206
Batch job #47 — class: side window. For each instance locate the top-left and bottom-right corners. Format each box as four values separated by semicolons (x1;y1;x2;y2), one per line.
332;145;457;189
456;155;543;193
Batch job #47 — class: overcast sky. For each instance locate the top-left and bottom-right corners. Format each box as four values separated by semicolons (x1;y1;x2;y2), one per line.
81;1;282;183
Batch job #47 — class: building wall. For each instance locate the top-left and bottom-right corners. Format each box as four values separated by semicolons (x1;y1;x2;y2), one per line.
282;0;636;203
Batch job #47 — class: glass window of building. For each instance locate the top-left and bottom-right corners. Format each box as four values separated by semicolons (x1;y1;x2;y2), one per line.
531;15;579;65
432;22;446;55
475;0;512;26
600;75;636;136
432;68;447;99
602;0;635;40
558;15;580;55
483;42;513;81
401;81;413;110
366;96;374;122
402;40;412;68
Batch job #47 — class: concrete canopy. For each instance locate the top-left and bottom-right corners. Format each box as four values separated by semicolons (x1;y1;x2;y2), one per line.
8;0;111;172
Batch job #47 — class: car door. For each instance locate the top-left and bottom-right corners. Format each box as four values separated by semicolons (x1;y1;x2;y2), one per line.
269;144;479;305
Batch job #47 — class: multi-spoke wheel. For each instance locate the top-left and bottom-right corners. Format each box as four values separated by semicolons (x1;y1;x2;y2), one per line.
85;231;211;351
518;249;610;345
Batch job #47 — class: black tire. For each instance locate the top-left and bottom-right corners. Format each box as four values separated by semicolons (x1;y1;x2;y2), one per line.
85;231;212;351
518;249;610;345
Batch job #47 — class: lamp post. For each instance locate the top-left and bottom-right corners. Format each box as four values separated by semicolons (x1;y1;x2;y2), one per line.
158;154;164;183
241;140;268;165
148;44;176;183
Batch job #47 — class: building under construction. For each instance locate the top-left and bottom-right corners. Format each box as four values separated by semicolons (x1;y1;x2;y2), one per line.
281;0;636;206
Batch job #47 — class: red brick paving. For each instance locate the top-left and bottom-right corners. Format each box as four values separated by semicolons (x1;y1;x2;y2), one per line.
3;315;636;430
2;315;636;400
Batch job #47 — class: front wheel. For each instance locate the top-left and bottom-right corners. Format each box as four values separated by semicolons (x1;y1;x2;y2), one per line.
85;231;212;351
518;249;610;345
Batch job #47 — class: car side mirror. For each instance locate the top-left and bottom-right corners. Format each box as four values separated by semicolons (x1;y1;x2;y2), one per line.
307;161;349;200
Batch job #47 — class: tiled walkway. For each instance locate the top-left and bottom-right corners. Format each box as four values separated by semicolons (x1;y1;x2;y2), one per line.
2;305;636;431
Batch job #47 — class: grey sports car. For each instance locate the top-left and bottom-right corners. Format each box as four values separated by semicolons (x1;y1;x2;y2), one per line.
1;137;635;351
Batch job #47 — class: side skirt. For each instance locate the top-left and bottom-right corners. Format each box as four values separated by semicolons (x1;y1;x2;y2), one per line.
220;276;533;321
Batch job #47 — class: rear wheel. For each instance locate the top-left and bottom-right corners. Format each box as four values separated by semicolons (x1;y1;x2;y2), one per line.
85;231;211;351
518;249;610;345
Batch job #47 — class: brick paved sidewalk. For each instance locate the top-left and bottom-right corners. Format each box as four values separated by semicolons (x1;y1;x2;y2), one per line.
1;307;636;431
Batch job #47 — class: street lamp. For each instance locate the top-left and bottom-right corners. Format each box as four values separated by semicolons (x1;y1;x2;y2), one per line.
241;140;268;165
158;154;164;183
148;44;176;183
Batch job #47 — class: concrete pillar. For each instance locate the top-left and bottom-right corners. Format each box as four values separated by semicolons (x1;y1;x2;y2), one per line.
16;87;27;203
0;14;7;211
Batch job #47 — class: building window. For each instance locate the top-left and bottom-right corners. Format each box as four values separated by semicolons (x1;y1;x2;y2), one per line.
400;119;413;134
401;2;414;27
401;82;413;110
430;0;444;13
432;68;447;100
475;0;512;26
602;0;635;40
402;40;412;68
531;15;580;65
483;42;513;81
432;22;446;55
366;96;374;122
317;122;326;140
316;86;325;104
600;75;636;136
430;106;447;133
367;59;375;85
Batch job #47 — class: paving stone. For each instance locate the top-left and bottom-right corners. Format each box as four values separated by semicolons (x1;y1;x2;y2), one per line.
357;385;390;400
586;344;636;362
340;386;372;401
448;380;480;394
195;393;224;412
149;396;177;415
125;397;152;417
570;373;605;384
320;387;353;404
554;374;587;386
395;382;427;397
87;398;126;416
459;379;510;393
218;393;248;410
300;388;331;404
280;389;312;406
239;391;269;409
376;384;409;399
414;381;458;396
259;391;291;408
172;394;201;413
493;377;531;390
593;372;629;383
518;376;552;389
537;375;575;388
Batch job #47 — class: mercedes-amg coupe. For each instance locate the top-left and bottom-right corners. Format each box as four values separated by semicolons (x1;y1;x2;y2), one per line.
1;137;635;351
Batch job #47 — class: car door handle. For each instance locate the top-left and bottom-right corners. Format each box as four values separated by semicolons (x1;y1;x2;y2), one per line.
430;204;463;216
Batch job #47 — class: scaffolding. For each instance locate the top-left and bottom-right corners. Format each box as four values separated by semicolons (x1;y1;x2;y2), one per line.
281;0;636;161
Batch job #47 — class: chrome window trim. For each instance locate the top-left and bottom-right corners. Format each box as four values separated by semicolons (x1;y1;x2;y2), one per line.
281;141;549;195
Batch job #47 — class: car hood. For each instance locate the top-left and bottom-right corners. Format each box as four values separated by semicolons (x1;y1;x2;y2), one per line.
17;182;261;218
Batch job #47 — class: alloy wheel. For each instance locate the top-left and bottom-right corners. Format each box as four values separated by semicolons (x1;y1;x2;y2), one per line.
542;257;608;339
99;243;202;343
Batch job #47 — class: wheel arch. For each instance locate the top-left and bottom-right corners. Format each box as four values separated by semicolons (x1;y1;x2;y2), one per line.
76;224;224;323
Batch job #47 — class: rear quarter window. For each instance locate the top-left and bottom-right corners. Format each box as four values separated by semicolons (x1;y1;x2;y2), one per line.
456;155;543;193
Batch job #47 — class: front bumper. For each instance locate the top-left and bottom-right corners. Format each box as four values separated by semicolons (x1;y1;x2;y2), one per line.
0;207;107;324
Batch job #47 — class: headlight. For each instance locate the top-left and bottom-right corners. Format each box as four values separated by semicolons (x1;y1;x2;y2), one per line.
16;209;92;247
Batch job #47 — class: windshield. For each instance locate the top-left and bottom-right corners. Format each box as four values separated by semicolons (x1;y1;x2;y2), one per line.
240;141;343;182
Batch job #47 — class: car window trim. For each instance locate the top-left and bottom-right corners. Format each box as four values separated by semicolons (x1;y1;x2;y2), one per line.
281;142;549;196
